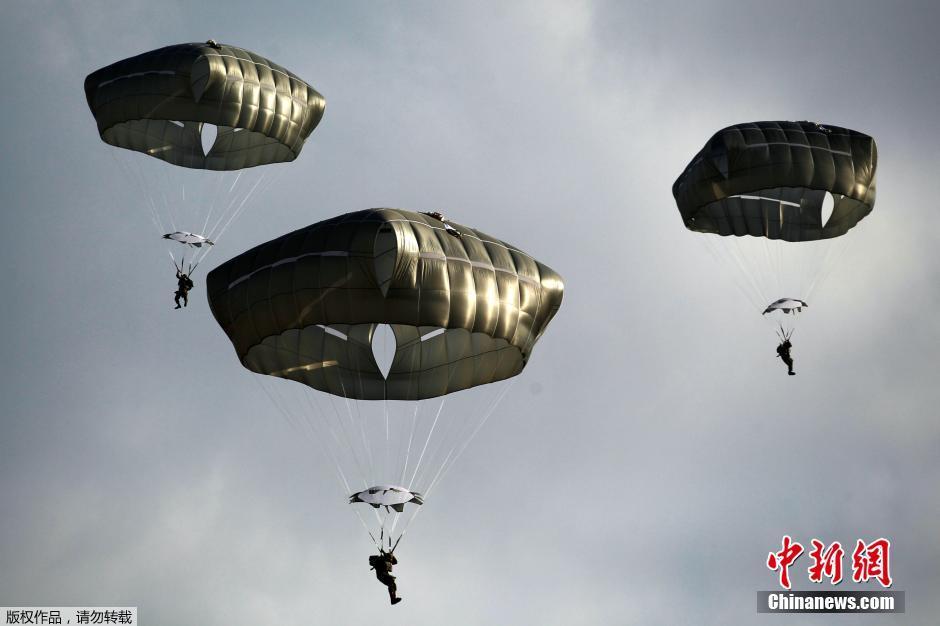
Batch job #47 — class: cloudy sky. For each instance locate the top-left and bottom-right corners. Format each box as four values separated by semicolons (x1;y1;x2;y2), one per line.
2;1;938;624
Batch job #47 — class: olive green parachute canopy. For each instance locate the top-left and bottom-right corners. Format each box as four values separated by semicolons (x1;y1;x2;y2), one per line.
673;121;877;242
85;41;325;170
207;209;565;400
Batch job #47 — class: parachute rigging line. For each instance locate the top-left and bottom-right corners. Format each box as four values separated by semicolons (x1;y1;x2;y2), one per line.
254;375;383;551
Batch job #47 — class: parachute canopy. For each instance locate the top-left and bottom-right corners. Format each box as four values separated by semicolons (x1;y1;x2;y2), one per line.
163;231;214;247
673;121;877;242
207;208;564;400
350;486;424;512
85;41;325;170
762;298;808;315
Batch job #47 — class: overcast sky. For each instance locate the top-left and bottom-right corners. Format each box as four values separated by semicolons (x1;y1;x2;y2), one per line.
2;1;938;624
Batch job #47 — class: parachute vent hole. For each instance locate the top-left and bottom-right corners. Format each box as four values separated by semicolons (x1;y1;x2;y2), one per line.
201;123;218;156
420;328;446;342
169;120;185;128
820;192;835;227
372;324;396;379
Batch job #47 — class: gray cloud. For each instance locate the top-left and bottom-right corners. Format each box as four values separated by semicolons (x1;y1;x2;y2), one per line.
1;1;937;624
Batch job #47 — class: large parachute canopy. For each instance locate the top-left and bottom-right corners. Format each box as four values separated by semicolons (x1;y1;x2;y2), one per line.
673;121;877;339
207;208;564;400
85;41;325;170
673;121;876;241
207;209;563;550
85;42;325;274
